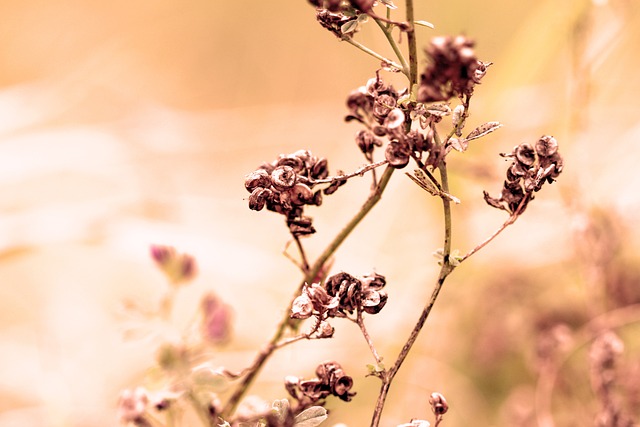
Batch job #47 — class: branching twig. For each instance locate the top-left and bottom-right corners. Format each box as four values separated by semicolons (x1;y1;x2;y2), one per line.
221;166;395;418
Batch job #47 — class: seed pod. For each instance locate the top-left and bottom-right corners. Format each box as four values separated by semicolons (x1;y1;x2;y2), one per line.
271;165;297;191
385;108;405;129
429;392;449;415
311;157;329;179
291;294;313;319
515;143;536;167
244;169;271;192
385;140;411;168
288;183;315;206
276;155;305;173
248;187;271;211
535;135;558;157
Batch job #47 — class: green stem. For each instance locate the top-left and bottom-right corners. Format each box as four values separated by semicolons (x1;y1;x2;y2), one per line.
373;18;410;78
405;0;418;89
221;166;395;418
343;38;404;72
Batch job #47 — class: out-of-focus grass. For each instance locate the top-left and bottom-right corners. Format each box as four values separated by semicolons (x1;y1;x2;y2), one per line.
0;1;639;426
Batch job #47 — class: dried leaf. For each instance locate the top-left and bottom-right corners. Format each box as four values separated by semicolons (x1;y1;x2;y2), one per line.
294;406;328;427
414;20;435;29
406;170;438;196
448;137;469;153
425;103;451;117
464;121;502;142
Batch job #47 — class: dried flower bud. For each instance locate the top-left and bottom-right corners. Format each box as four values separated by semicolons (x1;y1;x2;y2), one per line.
418;35;487;102
385;140;411;169
288;183;315;206
311;157;329;179
318;321;335;338
291;294;314;319
244;169;271;192
385;108;405;130
535;135;559;157
484;137;562;214
201;293;233;344
429;392;449;415
363;290;387;314
150;245;197;285
355;130;382;155
514;143;536;167
271;165;297;191
249;187;271;211
277;154;305;173
323;172;347;195
373;94;397;122
288;216;316;236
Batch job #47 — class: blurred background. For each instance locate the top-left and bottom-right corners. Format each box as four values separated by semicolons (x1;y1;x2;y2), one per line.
1;0;639;426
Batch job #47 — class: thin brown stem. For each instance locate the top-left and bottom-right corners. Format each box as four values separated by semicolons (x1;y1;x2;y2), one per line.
293;234;310;273
371;161;455;427
460;193;530;263
357;308;383;366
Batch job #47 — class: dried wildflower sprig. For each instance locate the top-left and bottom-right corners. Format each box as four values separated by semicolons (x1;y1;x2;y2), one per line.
120;1;567;426
285;361;356;405
460;135;564;263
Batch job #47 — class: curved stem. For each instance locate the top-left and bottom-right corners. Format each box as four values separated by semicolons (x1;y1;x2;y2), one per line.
373;18;410;78
357;308;383;366
343;38;404;72
222;166;395;418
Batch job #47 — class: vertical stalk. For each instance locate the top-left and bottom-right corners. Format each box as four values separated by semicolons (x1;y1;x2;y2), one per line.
370;162;454;427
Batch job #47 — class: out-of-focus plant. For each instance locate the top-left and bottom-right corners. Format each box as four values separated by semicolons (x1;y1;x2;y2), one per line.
116;1;565;426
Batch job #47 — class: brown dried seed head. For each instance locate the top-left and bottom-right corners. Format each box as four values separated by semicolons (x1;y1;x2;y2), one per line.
276;155;305;173
248;187;271;211
535;135;559;157
244;169;271;192
429;392;449;415
271;165;297;190
515;143;536;167
385;108;405;129
291;294;313;319
385;140;411;168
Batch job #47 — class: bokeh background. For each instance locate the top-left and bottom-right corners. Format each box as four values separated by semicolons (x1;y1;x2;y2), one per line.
1;0;639;426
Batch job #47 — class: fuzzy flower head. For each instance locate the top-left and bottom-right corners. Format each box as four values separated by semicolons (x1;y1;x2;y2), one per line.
418;35;490;103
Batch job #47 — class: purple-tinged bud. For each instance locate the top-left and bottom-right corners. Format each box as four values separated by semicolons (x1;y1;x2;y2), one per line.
201;293;233;344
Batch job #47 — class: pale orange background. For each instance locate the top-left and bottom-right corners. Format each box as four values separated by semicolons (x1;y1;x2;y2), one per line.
1;1;639;426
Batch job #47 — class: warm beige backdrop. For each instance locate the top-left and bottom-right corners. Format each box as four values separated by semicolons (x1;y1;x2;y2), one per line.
1;1;639;426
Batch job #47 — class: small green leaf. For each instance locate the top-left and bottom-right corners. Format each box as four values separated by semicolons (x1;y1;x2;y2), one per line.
294;406;328;427
341;19;359;35
414;20;435;29
366;362;386;376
